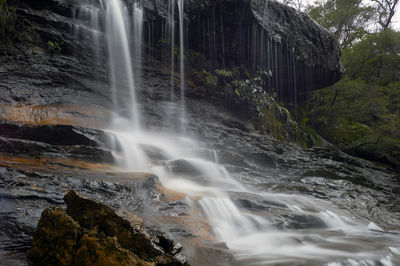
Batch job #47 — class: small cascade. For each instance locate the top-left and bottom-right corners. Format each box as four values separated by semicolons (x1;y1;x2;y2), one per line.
132;0;144;93
71;1;103;66
163;0;178;130
177;0;186;132
167;0;176;99
199;197;271;241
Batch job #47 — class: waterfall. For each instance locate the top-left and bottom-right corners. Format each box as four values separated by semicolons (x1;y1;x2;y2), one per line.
105;0;141;129
132;0;143;93
73;1;400;264
178;0;186;132
168;0;175;100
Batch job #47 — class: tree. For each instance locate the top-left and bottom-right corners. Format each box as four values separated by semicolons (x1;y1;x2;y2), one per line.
307;0;375;49
371;0;399;29
343;29;400;85
279;0;310;12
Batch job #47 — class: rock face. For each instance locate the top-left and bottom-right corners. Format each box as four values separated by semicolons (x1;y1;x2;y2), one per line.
1;0;343;111
185;0;343;102
148;0;343;102
29;191;189;266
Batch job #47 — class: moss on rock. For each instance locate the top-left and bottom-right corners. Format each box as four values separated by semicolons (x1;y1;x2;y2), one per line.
29;191;189;266
73;229;152;266
28;207;79;266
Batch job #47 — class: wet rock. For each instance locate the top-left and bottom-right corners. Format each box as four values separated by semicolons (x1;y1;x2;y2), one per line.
0;121;115;163
282;214;327;230
63;145;114;163
73;230;152;266
167;159;203;176
244;152;276;168
0;121;109;148
303;169;343;180
29;191;189;266
140;144;169;161
29;207;79;266
64;190;162;261
0;136;114;163
0;136;57;156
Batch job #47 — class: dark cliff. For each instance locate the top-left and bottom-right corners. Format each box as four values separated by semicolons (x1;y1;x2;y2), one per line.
2;0;343;108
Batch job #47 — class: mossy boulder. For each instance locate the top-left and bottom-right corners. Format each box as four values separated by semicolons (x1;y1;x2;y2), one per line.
29;191;189;266
29;207;79;266
64;191;161;261
73;229;152;266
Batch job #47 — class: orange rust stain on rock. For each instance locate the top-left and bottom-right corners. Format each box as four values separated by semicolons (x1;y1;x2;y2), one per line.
0;104;111;129
157;184;188;202
150;184;217;243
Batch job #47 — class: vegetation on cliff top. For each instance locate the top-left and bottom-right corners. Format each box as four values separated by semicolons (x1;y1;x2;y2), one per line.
306;0;400;168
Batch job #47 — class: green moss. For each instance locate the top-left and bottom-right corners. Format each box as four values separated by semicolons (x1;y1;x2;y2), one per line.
28;207;79;266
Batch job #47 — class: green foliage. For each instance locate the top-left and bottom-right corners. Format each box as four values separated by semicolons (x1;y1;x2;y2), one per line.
230;73;275;117
47;40;62;55
204;71;218;89
0;0;16;42
0;0;38;46
342;29;400;85
307;0;374;48
305;0;400;167
307;78;400;167
0;0;6;9
215;68;234;80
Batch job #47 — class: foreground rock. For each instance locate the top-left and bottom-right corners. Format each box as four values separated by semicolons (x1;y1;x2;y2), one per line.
29;191;189;266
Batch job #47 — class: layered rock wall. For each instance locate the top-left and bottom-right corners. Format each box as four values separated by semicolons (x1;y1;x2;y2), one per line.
6;0;343;107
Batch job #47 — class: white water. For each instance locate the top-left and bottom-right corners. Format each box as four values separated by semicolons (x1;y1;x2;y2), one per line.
105;0;140;129
177;0;186;132
132;0;143;92
108;124;400;265
79;1;400;265
168;0;175;95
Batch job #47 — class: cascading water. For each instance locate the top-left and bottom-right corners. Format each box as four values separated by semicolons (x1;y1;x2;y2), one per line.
105;0;140;129
168;0;175;100
77;1;400;265
177;0;186;132
132;0;144;92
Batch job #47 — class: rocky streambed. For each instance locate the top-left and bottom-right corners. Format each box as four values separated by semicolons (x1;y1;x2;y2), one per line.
1;62;400;264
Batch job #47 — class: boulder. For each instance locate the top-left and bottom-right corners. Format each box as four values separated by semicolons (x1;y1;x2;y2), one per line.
29;207;79;266
29;191;190;266
64;191;162;261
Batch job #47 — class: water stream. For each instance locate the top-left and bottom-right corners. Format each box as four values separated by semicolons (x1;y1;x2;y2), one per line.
80;1;400;265
105;0;141;129
177;0;186;132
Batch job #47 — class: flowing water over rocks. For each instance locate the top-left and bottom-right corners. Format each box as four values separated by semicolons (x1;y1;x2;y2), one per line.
1;66;400;264
0;0;400;265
